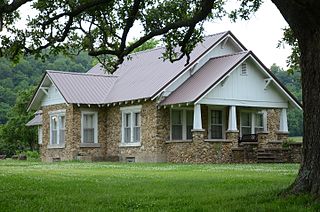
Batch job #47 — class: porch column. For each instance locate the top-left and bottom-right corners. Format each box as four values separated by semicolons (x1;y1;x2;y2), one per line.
279;108;288;133
227;106;238;131
193;104;203;130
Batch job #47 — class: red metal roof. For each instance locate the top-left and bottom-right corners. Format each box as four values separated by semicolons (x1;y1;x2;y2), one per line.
160;51;249;105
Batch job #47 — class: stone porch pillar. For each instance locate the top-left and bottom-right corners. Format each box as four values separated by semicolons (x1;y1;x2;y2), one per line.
226;106;239;147
192;104;205;142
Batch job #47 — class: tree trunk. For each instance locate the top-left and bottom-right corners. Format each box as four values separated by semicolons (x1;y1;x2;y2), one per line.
271;0;320;196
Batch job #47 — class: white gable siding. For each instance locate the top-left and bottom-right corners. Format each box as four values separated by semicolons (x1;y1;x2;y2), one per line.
198;58;289;108
161;37;243;97
41;83;66;106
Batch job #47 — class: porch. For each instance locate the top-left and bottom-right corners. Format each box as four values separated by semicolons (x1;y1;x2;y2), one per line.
165;104;290;163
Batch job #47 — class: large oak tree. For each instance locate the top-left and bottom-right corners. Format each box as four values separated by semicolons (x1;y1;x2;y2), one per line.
1;0;319;196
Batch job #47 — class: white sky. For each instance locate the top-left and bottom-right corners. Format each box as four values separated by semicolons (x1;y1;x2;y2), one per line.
203;0;290;68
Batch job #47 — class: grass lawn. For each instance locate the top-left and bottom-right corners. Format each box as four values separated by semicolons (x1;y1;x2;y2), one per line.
0;160;319;211
289;136;303;143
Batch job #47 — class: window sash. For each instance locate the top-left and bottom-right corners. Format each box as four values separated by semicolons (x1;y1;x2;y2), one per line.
241;111;265;135
210;110;223;139
50;114;65;145
82;112;97;144
122;109;141;144
171;109;193;140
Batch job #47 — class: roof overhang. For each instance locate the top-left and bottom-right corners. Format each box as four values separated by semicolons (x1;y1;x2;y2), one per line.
27;72;68;112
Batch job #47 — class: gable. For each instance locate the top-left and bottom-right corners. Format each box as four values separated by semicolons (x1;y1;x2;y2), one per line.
41;83;66;107
197;56;297;109
157;34;246;99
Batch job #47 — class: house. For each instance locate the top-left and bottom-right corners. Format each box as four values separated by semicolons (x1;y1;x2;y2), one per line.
26;31;302;163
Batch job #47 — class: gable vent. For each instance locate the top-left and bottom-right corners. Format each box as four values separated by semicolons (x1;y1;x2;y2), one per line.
241;63;247;76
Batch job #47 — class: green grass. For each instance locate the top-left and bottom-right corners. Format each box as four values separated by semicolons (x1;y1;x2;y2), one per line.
0;160;318;211
289;136;303;143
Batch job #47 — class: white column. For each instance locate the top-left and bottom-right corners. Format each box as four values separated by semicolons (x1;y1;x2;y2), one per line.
193;104;203;130
227;106;238;131
279;108;288;132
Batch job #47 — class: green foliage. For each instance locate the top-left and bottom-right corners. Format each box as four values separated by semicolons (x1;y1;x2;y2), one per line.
0;53;93;155
15;150;40;161
129;38;160;53
0;0;264;73
271;64;303;136
0;52;93;124
1;161;319;211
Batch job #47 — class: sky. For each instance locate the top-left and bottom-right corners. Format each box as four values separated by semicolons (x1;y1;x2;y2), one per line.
203;1;290;68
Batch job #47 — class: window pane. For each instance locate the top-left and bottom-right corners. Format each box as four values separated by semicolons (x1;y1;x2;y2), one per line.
242;127;251;135
125;113;131;127
84;114;94;128
241;112;251;126
172;126;182;140
59;129;65;144
59;116;65;129
186;110;194;140
124;128;131;143
133;127;140;142
211;126;222;139
255;113;263;128
83;114;95;143
172;110;182;125
51;116;58;144
210;110;223;139
84;129;94;143
211;110;222;125
134;113;141;127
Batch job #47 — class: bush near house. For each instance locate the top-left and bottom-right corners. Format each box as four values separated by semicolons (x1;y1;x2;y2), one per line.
0;161;319;211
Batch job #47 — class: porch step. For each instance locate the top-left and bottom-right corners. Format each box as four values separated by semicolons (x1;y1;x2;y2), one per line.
257;149;283;163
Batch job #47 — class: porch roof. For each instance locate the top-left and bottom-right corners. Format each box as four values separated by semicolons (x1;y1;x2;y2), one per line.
160;51;249;105
26;111;42;126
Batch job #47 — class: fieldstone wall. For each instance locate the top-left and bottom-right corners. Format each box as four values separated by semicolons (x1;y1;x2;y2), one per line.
107;101;168;162
166;130;233;163
41;104;107;162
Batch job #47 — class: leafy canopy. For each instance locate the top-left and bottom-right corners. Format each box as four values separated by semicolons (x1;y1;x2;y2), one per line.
0;0;262;72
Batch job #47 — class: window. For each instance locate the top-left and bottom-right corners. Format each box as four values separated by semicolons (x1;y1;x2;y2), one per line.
255;113;264;133
241;112;252;135
121;106;142;145
210;110;224;139
49;111;66;145
172;110;183;140
81;111;98;143
170;109;194;140
240;111;266;136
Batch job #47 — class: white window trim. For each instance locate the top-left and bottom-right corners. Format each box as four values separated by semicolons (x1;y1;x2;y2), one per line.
240;109;267;136
81;111;99;144
170;107;193;141
49;110;66;146
208;106;226;140
120;105;142;146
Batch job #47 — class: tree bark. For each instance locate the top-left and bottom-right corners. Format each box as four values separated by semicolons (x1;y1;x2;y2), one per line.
272;0;320;196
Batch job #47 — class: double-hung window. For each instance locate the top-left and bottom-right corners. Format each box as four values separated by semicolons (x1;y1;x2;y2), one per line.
49;110;66;146
81;111;98;144
209;109;224;139
170;109;194;140
240;111;266;136
121;106;142;145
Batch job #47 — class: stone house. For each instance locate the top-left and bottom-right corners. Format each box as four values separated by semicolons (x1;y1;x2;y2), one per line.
26;31;302;163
